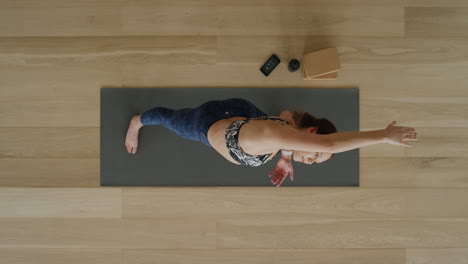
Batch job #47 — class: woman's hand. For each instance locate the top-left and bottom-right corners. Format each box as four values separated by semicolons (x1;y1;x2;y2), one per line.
384;121;418;147
269;154;294;187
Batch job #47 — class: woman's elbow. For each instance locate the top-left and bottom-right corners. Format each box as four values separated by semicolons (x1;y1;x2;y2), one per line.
325;138;336;153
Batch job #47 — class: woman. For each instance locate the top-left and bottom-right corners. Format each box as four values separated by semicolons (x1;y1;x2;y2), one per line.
125;98;418;187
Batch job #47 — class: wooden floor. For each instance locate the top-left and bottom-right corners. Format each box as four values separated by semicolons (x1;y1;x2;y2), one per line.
1;0;468;263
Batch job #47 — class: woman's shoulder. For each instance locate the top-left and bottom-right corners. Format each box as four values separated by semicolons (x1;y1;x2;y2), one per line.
251;117;292;148
229;116;285;155
260;110;294;126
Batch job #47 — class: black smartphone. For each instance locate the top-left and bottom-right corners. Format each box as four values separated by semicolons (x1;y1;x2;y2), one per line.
260;54;281;76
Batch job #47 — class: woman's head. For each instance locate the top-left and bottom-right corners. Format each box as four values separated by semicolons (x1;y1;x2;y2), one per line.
290;110;337;164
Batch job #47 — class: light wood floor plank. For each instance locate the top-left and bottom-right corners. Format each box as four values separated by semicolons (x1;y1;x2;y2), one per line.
0;248;122;264
0;219;216;249
123;5;404;36
122;188;468;218
0;188;121;218
339;62;468;97
406;248;468;264
0;158;99;187
407;189;468;218
360;127;468;157
122;6;217;36
123;249;405;264
216;218;468;249
405;7;468;37
0;128;98;158
0;66;121;97
361;97;468;128
0;37;215;67
0;97;99;127
0;8;122;37
361;158;468;188
0;0;125;7
216;6;404;37
405;0;468;7
216;0;404;6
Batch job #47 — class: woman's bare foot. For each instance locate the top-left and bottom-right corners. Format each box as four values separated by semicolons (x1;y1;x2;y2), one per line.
125;115;143;154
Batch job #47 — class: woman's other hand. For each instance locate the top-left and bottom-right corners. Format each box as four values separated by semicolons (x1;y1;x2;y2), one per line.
384;121;418;147
269;155;294;187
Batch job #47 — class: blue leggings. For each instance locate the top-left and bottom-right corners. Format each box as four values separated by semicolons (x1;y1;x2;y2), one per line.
140;98;268;148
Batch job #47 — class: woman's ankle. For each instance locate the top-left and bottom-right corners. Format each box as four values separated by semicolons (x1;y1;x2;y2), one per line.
132;115;144;129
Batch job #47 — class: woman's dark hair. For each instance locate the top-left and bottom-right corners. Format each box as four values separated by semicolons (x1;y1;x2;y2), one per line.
291;109;337;159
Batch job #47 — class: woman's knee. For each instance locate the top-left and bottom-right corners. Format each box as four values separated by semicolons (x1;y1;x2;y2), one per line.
140;107;174;126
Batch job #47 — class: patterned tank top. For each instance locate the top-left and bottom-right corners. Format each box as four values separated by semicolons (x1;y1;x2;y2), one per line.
225;116;289;167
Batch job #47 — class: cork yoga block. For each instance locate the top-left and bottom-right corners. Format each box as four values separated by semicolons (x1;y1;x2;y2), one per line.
303;47;341;80
303;71;338;80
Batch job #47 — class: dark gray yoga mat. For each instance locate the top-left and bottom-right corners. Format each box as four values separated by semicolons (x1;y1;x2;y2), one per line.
101;88;359;187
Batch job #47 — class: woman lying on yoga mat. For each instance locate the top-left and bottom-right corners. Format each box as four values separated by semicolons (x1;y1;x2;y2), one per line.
125;98;418;187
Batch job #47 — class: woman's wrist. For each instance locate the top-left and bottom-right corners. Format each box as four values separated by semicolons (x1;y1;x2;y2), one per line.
281;149;293;159
379;129;389;143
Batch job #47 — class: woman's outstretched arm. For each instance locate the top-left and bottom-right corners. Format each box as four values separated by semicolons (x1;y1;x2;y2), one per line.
328;121;417;153
325;129;387;153
268;121;417;154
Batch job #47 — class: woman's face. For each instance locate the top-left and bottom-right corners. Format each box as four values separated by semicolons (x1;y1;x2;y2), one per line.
293;150;333;164
292;126;333;164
